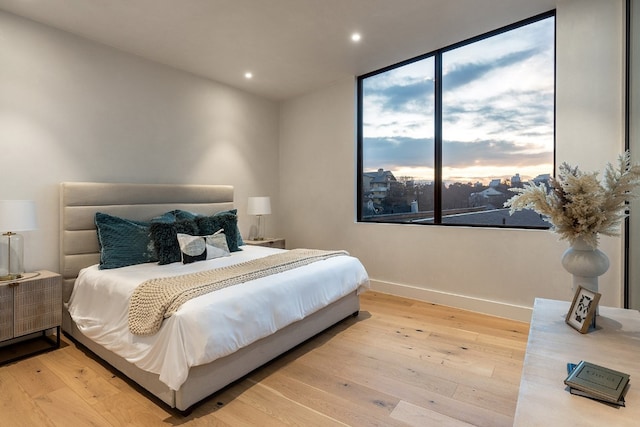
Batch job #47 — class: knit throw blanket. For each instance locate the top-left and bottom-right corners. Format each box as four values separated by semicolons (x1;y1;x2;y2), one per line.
128;248;348;335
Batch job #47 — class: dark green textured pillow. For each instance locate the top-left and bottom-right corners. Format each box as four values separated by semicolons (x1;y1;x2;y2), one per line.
150;219;200;265
213;209;244;246
196;212;241;252
95;212;157;269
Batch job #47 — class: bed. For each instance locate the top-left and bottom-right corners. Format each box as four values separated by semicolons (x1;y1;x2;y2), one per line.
59;182;369;411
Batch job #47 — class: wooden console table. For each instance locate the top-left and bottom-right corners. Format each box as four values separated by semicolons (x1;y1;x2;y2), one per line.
514;298;640;426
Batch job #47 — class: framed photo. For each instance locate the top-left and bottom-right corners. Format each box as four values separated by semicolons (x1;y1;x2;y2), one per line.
566;286;601;333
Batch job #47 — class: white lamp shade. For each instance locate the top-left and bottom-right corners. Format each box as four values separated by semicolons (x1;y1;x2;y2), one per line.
0;200;37;232
247;197;271;216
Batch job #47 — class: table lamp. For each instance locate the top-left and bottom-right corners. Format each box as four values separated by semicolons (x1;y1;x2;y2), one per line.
247;196;271;240
0;200;37;281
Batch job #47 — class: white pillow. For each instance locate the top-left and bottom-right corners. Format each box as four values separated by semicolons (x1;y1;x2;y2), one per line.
176;230;230;264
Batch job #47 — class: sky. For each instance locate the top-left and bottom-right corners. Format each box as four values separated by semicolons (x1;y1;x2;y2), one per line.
362;16;555;185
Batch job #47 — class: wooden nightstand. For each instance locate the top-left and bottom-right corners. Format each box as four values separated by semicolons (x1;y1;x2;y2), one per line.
0;270;62;364
244;238;286;249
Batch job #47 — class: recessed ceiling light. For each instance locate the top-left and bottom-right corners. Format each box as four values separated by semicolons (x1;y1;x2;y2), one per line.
244;72;253;79
351;33;361;43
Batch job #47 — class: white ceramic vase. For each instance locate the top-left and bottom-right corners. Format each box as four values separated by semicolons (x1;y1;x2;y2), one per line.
561;235;609;293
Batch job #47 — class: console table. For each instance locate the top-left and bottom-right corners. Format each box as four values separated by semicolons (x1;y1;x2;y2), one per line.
514;298;640;426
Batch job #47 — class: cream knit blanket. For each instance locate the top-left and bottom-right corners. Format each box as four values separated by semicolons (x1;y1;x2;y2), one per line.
128;248;348;335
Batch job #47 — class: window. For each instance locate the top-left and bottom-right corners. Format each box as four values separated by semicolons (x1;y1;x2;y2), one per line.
358;11;555;228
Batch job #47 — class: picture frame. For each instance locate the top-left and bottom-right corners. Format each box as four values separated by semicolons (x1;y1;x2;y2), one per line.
566;286;601;333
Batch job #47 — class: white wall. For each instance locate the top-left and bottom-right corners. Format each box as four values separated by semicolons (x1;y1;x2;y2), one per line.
0;0;626;322
279;0;627;321
0;11;280;274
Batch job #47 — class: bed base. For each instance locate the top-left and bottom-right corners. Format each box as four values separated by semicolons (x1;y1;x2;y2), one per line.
63;291;360;411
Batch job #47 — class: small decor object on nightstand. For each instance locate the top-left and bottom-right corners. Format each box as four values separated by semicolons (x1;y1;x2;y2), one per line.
565;360;630;405
566;285;601;333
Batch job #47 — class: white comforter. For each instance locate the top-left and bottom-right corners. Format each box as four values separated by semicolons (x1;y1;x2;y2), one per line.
67;246;369;391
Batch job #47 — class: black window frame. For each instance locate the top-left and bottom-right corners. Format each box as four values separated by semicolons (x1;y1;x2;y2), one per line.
356;10;556;229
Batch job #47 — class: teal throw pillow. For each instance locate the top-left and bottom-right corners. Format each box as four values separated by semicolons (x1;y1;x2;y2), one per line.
95;212;157;269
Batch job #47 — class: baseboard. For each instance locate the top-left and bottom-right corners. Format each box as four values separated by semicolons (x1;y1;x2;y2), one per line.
369;279;533;322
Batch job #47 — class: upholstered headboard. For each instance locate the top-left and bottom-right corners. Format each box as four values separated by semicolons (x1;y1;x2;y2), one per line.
59;182;234;302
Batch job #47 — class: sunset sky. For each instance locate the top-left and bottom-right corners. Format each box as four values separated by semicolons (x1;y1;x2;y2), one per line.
362;16;555;185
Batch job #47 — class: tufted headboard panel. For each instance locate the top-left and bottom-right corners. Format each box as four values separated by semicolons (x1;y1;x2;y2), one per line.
59;182;234;302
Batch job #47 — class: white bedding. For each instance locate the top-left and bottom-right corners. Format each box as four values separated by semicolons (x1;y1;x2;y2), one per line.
67;245;369;391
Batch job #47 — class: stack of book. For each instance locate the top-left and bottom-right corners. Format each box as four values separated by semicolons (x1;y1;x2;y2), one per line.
565;360;630;406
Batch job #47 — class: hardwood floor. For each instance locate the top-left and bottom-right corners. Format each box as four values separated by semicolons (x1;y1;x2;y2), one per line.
0;291;529;426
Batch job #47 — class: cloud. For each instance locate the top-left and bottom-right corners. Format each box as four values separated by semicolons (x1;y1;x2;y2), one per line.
365;46;545;120
441;139;552;168
443;47;541;91
363;136;551;172
360;15;555;182
365;78;434;114
363;136;433;170
444;89;554;138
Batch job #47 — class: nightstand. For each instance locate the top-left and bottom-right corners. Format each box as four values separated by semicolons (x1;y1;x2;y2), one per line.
0;270;62;364
244;237;286;249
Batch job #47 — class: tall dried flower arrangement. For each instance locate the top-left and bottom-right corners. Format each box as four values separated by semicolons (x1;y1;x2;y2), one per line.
505;151;640;248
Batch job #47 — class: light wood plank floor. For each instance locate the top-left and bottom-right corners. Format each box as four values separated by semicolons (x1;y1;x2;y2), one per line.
0;291;529;426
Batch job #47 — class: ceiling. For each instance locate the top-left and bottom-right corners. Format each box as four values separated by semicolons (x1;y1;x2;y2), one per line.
0;0;556;101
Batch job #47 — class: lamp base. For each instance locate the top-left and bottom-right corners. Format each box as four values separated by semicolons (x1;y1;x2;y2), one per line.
255;214;266;241
1;232;25;281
